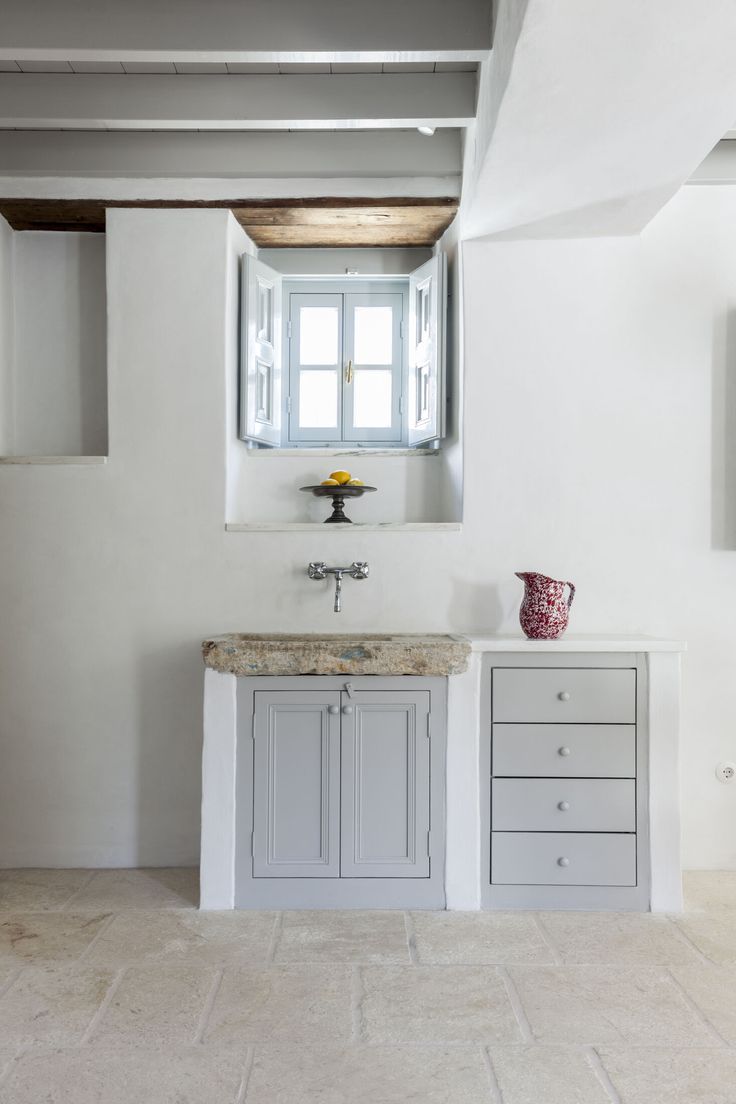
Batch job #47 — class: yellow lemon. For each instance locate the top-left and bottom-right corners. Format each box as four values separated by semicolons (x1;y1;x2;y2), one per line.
328;470;352;485
320;478;340;485
347;478;364;486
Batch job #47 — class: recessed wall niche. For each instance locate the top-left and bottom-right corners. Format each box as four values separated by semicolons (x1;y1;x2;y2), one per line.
0;216;108;460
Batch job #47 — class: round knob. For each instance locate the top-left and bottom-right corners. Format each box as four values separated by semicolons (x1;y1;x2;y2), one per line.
558;800;570;811
558;691;571;702
557;857;570;867
327;705;339;715
558;746;571;757
342;705;354;715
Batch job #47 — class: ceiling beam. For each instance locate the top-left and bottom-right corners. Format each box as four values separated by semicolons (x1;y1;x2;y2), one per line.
0;73;475;131
0;0;491;60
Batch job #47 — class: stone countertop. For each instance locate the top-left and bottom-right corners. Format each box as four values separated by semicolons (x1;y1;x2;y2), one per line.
202;633;471;677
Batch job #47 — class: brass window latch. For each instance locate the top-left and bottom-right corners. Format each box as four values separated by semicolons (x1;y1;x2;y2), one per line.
344;360;353;384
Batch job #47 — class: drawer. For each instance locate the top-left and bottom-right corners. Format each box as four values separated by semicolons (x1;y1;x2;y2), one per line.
492;778;636;832
493;723;636;777
491;832;637;886
492;667;636;723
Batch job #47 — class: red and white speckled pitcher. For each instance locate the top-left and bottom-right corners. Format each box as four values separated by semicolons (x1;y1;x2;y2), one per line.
516;571;576;640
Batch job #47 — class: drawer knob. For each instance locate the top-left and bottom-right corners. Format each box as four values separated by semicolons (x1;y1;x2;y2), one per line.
328;705;339;715
557;857;570;867
558;746;571;757
342;705;354;715
558;800;570;811
558;691;571;702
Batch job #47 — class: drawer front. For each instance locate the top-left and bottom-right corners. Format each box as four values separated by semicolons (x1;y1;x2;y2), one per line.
492;667;636;723
492;832;637;886
492;778;636;832
493;724;636;778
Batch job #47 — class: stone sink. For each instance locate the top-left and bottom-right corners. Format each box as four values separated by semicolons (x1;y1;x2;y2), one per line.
201;633;471;677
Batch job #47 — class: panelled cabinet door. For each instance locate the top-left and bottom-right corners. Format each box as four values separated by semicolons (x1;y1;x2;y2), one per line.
407;253;446;446
340;691;430;878
252;691;341;877
240;255;282;447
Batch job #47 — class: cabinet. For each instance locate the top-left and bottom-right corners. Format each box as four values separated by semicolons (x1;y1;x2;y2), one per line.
235;677;445;908
483;655;650;910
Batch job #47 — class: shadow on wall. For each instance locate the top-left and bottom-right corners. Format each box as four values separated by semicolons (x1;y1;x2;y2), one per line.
712;310;736;550
449;579;508;631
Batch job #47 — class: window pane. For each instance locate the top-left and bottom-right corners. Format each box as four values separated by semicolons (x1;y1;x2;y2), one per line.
300;306;339;365
353;369;392;428
299;370;338;428
354;306;393;365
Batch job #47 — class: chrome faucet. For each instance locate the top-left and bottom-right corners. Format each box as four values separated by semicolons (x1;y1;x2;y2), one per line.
308;562;369;613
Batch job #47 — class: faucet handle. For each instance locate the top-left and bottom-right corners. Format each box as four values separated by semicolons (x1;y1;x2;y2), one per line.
308;562;327;580
351;562;369;579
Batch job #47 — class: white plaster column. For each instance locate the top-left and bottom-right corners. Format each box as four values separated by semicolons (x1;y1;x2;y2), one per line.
200;668;238;908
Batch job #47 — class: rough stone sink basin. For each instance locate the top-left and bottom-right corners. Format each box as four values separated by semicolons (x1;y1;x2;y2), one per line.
202;633;470;677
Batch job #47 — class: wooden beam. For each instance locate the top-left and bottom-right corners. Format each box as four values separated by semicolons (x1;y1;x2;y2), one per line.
0;72;476;130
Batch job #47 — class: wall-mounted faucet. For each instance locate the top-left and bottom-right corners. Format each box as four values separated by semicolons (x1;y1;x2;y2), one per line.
308;562;369;613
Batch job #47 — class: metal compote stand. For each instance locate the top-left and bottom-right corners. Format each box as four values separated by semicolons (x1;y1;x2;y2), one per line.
300;484;377;523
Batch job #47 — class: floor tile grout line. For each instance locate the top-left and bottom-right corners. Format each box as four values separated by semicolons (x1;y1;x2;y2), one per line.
665;966;732;1048
350;964;365;1043
403;911;419;965
586;1046;623;1103
482;1045;506;1104
266;912;283;964
531;915;564;965
192;967;225;1045
497;966;534;1044
665;915;716;966
75;910;117;964
235;1045;255;1104
79;966;125;1045
0;964;25;1004
58;869;97;912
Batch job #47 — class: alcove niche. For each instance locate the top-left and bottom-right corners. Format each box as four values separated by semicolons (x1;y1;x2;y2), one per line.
0;215;108;462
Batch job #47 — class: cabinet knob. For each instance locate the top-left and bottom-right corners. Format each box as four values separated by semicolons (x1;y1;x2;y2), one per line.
557;800;570;811
557;857;570;867
558;746;571;757
558;691;571;702
327;705;339;715
342;705;354;715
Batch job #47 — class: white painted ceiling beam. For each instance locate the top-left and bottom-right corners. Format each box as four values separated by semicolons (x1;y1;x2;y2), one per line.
0;0;491;59
0;73;475;131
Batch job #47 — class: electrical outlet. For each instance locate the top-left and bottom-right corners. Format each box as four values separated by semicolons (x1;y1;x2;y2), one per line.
716;762;736;784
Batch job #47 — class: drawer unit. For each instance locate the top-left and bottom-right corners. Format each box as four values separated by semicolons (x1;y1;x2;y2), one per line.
492;667;636;724
492;723;636;778
492;778;636;832
491;832;637;886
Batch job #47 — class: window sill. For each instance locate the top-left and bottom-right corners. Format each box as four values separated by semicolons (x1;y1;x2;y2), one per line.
0;455;108;465
245;448;439;458
225;522;462;532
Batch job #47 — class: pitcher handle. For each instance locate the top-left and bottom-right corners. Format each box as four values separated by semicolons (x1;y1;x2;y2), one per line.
566;581;576;608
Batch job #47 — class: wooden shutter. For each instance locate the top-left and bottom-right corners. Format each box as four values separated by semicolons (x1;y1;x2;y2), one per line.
240;255;282;447
407;253;446;446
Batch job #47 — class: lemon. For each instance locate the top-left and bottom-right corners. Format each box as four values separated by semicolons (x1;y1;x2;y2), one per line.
347;478;364;486
320;478;340;485
328;470;352;485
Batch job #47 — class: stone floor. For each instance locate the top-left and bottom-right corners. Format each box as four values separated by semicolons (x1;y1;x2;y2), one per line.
0;871;734;1102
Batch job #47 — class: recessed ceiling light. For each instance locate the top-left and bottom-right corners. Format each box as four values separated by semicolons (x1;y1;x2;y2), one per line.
417;126;436;137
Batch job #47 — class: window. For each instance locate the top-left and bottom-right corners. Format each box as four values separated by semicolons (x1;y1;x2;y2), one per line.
240;257;446;449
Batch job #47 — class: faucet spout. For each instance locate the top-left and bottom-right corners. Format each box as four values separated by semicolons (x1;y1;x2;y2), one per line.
333;571;344;613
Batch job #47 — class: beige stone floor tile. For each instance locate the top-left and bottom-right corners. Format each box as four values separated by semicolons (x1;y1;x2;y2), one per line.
0;965;115;1047
538;911;700;965
673;914;736;964
683;871;736;913
274;910;410;964
488;1046;611;1104
509;965;720;1047
245;1043;492;1103
410;911;554;965
65;868;198;910
670;962;736;1045
0;870;92;911
88;964;215;1045
205;964;352;1044
84;908;275;967
0;1044;247;1104
598;1047;736;1104
361;965;521;1044
0;913;111;966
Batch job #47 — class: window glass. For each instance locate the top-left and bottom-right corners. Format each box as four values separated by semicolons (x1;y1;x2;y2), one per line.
353;306;393;365
299;306;339;365
353;369;392;428
299;370;338;428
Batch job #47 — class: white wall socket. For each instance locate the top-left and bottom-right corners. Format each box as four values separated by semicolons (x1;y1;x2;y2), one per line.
716;762;736;783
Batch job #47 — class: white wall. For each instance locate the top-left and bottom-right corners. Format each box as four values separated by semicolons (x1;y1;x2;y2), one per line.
0;216;13;453
2;193;736;868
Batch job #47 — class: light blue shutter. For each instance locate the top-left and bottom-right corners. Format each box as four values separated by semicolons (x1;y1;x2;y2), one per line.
407;253;446;446
240;255;282;447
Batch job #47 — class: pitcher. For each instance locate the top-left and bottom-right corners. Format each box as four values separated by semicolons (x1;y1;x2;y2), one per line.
516;572;576;640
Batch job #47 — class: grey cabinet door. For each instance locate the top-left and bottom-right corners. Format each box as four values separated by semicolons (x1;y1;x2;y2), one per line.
340;690;430;878
253;691;341;878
